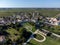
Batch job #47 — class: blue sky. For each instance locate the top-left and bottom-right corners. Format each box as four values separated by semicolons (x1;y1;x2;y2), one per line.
0;0;60;8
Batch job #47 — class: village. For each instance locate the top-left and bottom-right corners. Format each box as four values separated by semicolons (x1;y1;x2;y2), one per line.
0;0;60;45
0;11;60;45
0;11;60;26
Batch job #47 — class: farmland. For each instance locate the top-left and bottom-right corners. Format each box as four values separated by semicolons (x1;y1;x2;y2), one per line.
0;8;60;17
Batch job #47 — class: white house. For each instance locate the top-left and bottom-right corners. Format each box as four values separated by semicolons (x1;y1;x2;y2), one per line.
49;18;59;25
0;35;5;42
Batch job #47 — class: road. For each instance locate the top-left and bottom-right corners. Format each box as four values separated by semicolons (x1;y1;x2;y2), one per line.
52;33;60;38
23;29;46;45
42;29;60;38
33;29;46;42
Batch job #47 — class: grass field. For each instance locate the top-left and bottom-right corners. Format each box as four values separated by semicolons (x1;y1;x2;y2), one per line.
0;8;60;17
23;22;36;32
42;25;60;35
27;36;60;45
35;34;44;40
6;28;20;41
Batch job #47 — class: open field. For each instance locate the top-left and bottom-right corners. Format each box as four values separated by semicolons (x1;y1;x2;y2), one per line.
23;22;36;32
0;8;60;17
42;25;60;35
27;36;60;45
6;28;20;41
35;34;44;40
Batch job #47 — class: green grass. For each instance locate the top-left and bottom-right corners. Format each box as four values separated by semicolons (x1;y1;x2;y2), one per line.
6;28;19;35
35;34;44;40
23;22;36;32
0;8;60;17
36;8;60;17
42;25;60;35
27;37;60;45
6;28;20;41
51;26;60;34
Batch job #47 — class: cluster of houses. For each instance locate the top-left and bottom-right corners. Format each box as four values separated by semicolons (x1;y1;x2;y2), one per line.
0;11;41;43
0;11;41;26
45;17;60;25
0;11;60;26
0;11;60;43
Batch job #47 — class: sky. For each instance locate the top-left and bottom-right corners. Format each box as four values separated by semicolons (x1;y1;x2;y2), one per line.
0;0;60;8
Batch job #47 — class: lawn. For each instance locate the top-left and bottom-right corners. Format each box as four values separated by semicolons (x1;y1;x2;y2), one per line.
35;34;44;40
6;28;20;41
6;28;20;35
27;37;60;45
23;22;36;32
42;25;60;35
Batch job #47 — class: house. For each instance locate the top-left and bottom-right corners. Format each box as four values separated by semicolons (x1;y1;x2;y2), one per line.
48;18;59;25
31;19;36;23
0;35;5;43
16;15;22;22
0;18;5;25
12;20;16;24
